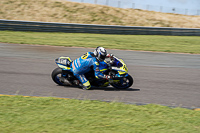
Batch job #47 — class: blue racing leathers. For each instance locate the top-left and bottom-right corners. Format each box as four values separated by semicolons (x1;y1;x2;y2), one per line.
72;52;105;89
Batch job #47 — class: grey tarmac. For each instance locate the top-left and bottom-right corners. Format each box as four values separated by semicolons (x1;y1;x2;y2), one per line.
0;43;200;108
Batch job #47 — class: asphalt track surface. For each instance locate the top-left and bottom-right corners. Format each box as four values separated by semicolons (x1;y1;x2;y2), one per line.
0;43;200;108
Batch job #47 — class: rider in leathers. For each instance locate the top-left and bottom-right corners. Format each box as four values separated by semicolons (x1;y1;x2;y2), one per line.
72;47;111;90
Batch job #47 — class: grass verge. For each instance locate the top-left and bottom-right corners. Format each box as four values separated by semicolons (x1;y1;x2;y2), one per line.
0;30;200;54
0;95;200;133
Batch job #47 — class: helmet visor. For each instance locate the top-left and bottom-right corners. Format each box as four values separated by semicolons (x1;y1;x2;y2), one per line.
99;54;106;61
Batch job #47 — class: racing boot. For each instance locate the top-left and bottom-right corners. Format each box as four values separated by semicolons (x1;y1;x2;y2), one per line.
81;81;91;90
77;82;91;90
81;84;91;90
73;80;91;90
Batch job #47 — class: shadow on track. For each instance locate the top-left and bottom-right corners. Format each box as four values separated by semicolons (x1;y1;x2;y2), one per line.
91;87;140;91
62;85;140;91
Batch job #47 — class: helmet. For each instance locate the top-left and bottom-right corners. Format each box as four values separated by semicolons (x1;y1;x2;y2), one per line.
94;46;107;62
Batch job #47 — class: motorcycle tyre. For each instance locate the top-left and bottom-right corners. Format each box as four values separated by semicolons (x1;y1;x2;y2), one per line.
51;67;64;86
111;74;133;89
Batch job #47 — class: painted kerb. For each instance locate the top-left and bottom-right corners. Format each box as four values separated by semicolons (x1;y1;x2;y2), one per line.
0;20;200;36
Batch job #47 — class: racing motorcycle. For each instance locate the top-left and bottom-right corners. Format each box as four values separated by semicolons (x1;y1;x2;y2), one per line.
51;55;133;89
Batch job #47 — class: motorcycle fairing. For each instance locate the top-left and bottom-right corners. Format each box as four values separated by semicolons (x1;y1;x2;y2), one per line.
55;57;72;70
111;57;128;75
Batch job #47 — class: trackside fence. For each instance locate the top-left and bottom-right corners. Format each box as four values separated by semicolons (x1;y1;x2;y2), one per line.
0;20;200;36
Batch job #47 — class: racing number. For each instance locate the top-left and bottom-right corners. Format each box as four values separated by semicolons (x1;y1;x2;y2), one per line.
81;52;88;59
123;65;128;71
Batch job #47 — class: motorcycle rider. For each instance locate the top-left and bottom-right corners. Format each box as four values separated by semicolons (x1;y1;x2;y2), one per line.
72;46;112;90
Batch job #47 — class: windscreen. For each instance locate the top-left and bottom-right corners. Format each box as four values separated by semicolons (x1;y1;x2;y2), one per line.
112;58;123;67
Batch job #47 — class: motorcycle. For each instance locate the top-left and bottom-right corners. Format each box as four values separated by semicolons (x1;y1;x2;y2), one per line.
51;55;133;89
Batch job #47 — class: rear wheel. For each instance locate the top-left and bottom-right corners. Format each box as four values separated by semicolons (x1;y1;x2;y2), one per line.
51;67;63;85
111;74;133;89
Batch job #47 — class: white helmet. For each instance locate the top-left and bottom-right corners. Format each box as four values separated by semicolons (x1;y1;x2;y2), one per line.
94;46;107;61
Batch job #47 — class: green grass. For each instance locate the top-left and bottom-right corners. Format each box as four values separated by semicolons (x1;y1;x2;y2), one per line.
0;95;200;133
0;31;200;54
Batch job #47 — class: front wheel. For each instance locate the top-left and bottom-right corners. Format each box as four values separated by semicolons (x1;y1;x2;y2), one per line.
111;74;133;89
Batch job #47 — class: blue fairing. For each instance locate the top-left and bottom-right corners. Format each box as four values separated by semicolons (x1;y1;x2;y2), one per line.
112;58;123;67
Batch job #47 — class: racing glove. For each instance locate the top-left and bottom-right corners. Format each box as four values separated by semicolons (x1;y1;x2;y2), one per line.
106;53;114;58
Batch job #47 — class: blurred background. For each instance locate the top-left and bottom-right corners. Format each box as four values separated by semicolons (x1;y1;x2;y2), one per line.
68;0;200;15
